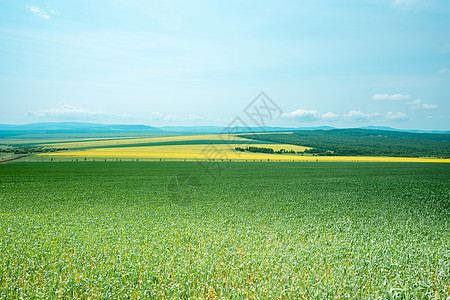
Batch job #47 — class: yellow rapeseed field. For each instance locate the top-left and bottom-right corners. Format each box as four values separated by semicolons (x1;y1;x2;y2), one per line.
37;134;450;163
38;134;249;149
40;143;308;160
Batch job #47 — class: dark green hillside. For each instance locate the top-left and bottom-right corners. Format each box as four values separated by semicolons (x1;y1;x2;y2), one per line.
240;129;450;158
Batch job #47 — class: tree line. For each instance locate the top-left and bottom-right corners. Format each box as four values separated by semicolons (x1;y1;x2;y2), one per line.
239;129;450;158
0;144;68;155
235;146;296;154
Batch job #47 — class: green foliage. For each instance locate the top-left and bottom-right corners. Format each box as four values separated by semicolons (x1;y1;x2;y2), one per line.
240;129;450;158
0;162;449;298
0;144;67;155
235;146;274;154
234;146;296;154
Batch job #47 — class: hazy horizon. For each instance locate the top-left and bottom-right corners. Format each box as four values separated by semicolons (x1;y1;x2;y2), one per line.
1;1;449;130
1;121;449;134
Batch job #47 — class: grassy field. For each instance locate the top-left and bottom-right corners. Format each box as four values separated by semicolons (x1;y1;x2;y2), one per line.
0;162;449;298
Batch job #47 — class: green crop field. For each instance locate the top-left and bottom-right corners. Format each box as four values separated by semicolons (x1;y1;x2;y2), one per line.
1;162;449;298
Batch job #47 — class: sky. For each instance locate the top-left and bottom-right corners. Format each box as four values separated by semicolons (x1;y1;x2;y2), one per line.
0;0;449;130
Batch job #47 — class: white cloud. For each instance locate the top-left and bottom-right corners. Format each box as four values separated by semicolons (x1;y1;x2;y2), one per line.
281;108;412;123
150;112;163;120
281;109;384;122
149;112;181;121
391;0;430;11
280;109;321;122
321;112;340;121
345;111;382;121
386;112;409;121
29;104;109;119
28;4;60;19
150;113;203;122
410;99;438;110
166;114;180;121
371;93;410;101
440;43;450;53
28;6;51;19
372;93;438;110
186;115;202;121
437;68;450;74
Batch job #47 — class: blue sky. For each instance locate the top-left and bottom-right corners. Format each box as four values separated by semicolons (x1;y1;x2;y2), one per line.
1;0;449;130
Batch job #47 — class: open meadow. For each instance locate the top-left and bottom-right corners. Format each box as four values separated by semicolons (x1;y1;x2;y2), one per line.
0;161;449;298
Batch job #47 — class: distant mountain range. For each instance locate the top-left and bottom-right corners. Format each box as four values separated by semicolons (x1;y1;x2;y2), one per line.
0;122;161;132
357;125;448;134
0;122;162;139
160;125;448;134
158;125;337;133
0;122;448;139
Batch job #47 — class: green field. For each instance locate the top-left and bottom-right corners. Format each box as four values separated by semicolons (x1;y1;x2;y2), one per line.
1;162;449;298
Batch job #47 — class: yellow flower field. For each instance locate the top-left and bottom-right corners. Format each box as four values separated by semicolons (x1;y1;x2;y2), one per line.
39;144;309;160
38;134;251;149
32;133;450;163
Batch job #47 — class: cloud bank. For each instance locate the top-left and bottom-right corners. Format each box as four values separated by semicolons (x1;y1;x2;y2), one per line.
371;94;410;101
391;0;430;11
29;104;109;119
149;112;203;122
386;111;409;121
280;109;408;123
410;99;438;110
28;4;59;19
372;93;438;110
